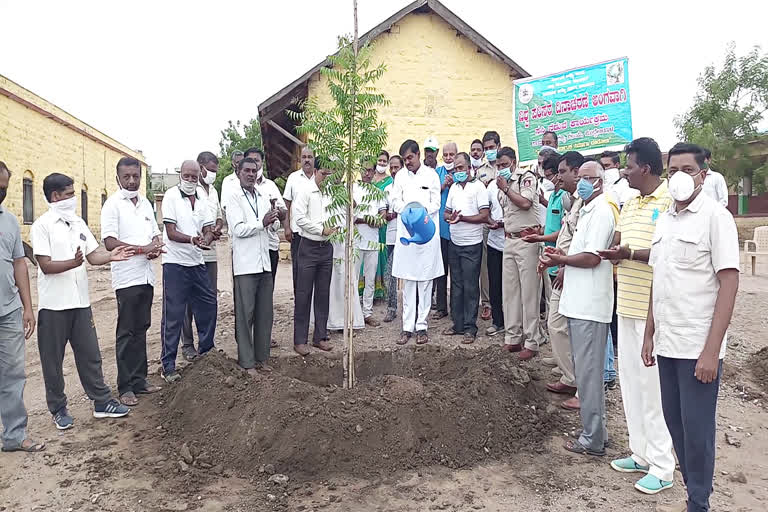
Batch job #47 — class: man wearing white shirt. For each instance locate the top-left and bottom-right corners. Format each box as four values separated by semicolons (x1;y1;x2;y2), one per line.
444;153;489;343
644;143;739;512
283;146;316;289
355;164;387;326
226;158;279;374
391;140;443;345
180;151;223;361
600;150;639;208
292;164;335;356
32;173;133;430
383;155;402;323
160;161;217;382
485;170;506;336
101;157;163;406
249;150;288;289
541;161;616;457
701;148;729;207
220;150;244;216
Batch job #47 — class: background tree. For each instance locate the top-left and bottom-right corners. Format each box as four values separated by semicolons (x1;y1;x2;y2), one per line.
213;118;277;193
291;0;388;388
676;43;768;194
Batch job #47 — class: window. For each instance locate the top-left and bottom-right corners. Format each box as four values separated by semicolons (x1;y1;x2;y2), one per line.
81;189;88;225
22;178;34;224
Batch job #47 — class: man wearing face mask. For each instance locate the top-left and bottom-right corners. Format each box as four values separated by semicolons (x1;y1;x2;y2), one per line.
600;150;638;208
596;138;675;496
541;161;616;457
0;161;44;452
180;152;223;362
642;143;739;512
32;173;135;429
469;139;485;173
432;142;456;321
495;147;543;360
160;160;217;383
541;131;558;150
443;152;489;343
477;131;501;322
101;157;163;406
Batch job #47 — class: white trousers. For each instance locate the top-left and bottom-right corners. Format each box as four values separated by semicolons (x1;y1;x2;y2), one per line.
402;279;433;333
618;315;675;482
358;249;378;318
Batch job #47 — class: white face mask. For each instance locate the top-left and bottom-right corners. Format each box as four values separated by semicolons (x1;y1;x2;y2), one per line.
668;171;702;202
375;164;388;174
119;188;139;200
443;161;455;171
49;196;78;221
201;170;216;185
541;178;555;191
256;168;264;182
470;156;483;168
179;179;198;195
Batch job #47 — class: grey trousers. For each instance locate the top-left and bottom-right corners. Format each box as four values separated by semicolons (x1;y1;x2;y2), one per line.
0;308;27;448
38;307;112;414
234;272;274;368
182;261;218;349
567;317;609;452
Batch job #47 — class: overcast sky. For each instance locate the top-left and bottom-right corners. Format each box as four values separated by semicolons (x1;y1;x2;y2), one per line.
1;0;765;174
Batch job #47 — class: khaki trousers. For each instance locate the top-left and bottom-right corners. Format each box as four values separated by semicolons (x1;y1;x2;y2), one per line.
501;237;543;350
548;286;576;387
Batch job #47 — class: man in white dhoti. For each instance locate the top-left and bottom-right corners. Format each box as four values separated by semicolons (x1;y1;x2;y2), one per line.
391;140;443;345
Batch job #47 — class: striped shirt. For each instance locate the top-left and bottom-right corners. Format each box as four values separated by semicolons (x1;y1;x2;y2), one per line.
616;180;673;319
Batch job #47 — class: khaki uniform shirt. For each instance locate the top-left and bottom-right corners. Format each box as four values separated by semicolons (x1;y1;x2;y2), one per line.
475;162;497;186
498;169;539;234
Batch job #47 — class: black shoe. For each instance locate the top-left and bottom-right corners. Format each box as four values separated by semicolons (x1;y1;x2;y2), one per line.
604;379;616;391
181;346;198;362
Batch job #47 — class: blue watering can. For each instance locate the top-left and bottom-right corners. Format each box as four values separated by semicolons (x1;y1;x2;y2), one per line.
399;202;436;246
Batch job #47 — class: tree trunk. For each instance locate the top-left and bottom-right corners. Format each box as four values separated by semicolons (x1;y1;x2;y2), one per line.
343;0;359;389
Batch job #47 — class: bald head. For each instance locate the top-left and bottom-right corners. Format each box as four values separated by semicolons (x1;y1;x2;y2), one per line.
180;160;201;184
579;160;605;179
442;142;457;166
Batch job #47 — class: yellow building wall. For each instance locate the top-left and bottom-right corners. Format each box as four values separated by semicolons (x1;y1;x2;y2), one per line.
0;75;148;242
308;11;519;159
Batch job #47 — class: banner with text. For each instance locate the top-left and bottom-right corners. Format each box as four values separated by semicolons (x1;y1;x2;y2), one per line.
514;58;632;164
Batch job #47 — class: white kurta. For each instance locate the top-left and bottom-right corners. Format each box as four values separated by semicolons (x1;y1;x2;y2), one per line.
391;164;444;281
327;241;365;330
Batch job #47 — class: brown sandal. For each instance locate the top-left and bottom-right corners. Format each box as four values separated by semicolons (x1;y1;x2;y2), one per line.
416;331;429;345
119;392;139;407
397;332;411;345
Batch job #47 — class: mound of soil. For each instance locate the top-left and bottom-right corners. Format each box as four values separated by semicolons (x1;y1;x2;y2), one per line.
161;346;559;479
750;347;768;393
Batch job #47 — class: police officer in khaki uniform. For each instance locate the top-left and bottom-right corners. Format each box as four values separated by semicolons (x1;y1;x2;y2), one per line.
495;147;544;360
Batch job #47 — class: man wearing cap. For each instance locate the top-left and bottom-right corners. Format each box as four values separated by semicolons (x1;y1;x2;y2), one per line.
423;136;439;170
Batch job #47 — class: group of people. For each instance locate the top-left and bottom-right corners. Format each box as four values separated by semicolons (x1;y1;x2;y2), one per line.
0;129;739;511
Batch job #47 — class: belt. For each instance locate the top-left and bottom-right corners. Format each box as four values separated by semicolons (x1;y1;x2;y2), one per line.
505;231;523;239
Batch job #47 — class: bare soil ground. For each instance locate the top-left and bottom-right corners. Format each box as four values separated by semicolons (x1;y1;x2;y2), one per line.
1;245;767;512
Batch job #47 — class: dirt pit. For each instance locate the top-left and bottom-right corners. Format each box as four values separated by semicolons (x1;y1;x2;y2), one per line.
750;346;768;393
161;346;559;480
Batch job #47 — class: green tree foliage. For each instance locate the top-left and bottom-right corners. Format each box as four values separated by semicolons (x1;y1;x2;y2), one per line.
290;33;389;387
214;118;266;193
676;44;768;193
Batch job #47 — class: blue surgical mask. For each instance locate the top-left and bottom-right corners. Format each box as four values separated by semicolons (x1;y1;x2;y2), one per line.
453;171;468;183
498;167;512;180
577;178;599;201
485;149;497;162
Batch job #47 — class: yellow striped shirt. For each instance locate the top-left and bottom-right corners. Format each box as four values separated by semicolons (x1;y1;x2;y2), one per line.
616;180;673;319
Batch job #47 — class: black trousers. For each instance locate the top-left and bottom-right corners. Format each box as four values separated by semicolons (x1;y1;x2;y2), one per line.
38;307;112;414
182;261;218;348
234;272;274;367
270;249;279;292
610;279;618;354
448;241;483;336
290;233;302;294
433;237;451;314
115;284;153;395
293;238;332;346
487;245;505;329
